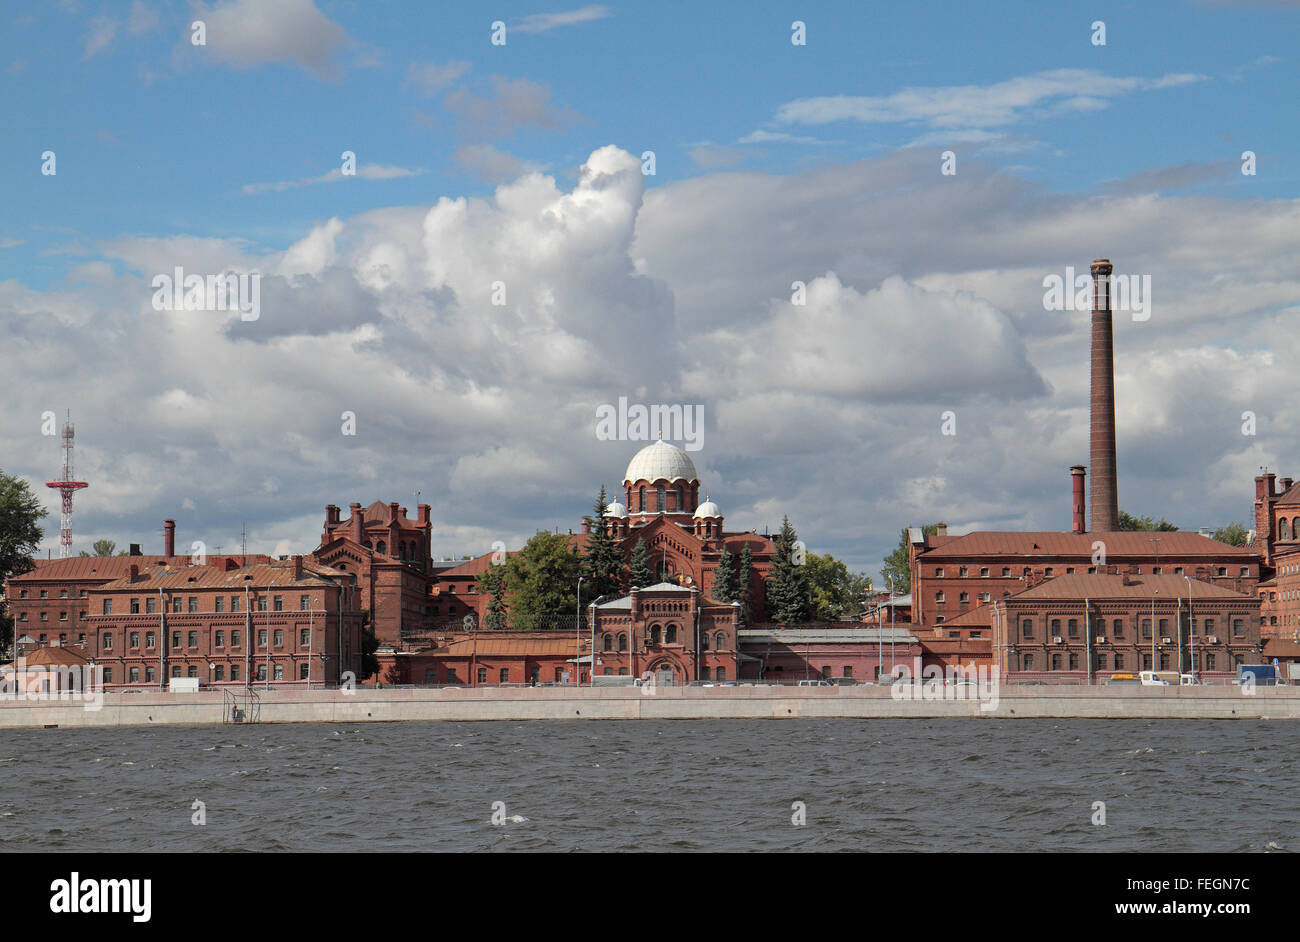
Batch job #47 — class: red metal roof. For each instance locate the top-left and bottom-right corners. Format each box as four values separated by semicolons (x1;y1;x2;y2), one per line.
14;555;272;582
920;531;1255;559
1008;573;1252;601
97;560;342;591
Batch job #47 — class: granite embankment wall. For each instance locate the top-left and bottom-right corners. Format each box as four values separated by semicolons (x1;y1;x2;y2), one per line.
2;685;1299;727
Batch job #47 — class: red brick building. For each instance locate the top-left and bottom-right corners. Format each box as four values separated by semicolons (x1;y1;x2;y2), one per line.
5;519;270;652
378;632;591;686
85;556;363;687
990;572;1261;682
1250;471;1300;641
738;626;921;683
908;526;1260;629
313;500;432;644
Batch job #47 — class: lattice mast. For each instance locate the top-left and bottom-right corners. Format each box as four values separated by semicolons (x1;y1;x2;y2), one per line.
45;410;89;558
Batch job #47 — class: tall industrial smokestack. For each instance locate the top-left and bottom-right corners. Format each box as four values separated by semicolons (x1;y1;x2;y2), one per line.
164;518;176;557
1088;259;1120;532
1070;465;1087;534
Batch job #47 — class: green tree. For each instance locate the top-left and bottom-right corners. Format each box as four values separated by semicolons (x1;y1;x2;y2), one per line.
477;561;509;630
765;516;811;625
0;471;45;652
79;539;126;557
805;552;873;622
628;537;654;589
1211;522;1249;547
503;530;583;629
736;544;752;626
712;547;738;603
583;485;625;599
1118;510;1178;532
880;523;939;595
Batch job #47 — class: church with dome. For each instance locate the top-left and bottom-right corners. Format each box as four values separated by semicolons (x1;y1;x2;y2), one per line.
581;438;777;612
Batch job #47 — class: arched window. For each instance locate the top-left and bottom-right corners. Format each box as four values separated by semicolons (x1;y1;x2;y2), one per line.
376;540;386;555
665;624;678;644
618;633;627;651
1282;518;1292;541
656;485;666;511
715;632;725;650
675;485;684;511
1293;516;1300;538
649;624;661;644
399;542;407;561
638;486;646;511
603;633;612;651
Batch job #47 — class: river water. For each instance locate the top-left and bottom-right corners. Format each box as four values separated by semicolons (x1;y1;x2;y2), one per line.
1;719;1294;852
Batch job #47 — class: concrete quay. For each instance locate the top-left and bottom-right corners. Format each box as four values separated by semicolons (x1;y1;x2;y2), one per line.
2;684;1299;727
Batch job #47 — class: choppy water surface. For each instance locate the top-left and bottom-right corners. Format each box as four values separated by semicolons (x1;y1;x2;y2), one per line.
0;719;1294;852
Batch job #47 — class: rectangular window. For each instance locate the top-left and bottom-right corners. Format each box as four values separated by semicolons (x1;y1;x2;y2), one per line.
1050;618;1061;635
299;663;309;680
959;592;968;602
188;631;198;648
188;597;198;613
1022;653;1033;671
172;631;181;649
273;596;283;612
171;666;181;678
273;664;283;681
146;597;156;614
215;630;225;647
39;590;47;599
129;631;139;648
477;667;488;684
1021;618;1033;639
102;667;112;683
102;599;112;615
1158;618;1169;638
230;665;240;681
232;596;241;612
1141;619;1152;639
1204;619;1215;636
130;598;140;614
145;632;155;648
273;629;283;647
59;611;68;622
129;667;139;682
215;597;224;613
103;632;113;651
256;664;266;681
979;567;988;577
500;668;510;684
231;629;241;647
1067;619;1079;638
1113;653;1123;670
257;596;267;612
1159;653;1170;670
300;595;310;611
1068;652;1079;670
214;665;224;681
1112;618;1124;638
299;629;310;647
1051;653;1061;671
258;629;267;646
1233;618;1244;637
1205;653;1215;670
934;568;944;577
145;666;155;683
172;597;182;613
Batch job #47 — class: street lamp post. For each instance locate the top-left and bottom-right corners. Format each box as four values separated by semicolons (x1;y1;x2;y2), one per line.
589;601;597;687
265;581;275;691
1185;574;1194;681
1150;588;1159;673
576;576;584;687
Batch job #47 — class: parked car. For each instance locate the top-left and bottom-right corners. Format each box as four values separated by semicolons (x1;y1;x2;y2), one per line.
797;679;833;687
827;677;858;687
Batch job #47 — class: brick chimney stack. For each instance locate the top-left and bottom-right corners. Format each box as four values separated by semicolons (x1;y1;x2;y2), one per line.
350;502;363;544
1088;259;1120;532
1070;465;1087;534
164;518;176;557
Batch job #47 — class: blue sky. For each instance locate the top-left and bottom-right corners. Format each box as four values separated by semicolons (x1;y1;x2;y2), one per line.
1;0;1298;573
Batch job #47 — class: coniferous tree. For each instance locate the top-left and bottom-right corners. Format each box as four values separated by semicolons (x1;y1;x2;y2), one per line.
766;516;811;625
712;547;738;603
477;562;508;630
628;537;654;589
736;544;753;626
583;485;625;600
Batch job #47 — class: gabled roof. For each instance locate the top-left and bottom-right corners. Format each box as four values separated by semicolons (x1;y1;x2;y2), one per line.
14;644;91;668
1006;573;1253;602
97;560;343;591
636;581;694;593
937;604;994;627
10;555;271;582
919;531;1256;559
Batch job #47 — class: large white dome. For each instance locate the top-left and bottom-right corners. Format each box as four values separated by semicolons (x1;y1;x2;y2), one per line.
623;440;698;484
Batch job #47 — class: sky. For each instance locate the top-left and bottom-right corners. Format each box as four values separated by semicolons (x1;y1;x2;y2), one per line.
1;0;1298;576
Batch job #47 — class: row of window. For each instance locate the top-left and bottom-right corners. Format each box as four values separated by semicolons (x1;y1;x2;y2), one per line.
596;630;730;650
98;627;318;651
1018;616;1245;640
931;565;1250;578
103;594;315;615
1019;652;1236;671
104;662;310;684
16;610;85;623
17;588;88;599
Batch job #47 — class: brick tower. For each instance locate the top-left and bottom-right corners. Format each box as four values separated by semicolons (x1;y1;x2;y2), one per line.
1088;258;1120;532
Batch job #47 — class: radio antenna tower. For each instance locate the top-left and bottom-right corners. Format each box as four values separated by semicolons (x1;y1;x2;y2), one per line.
45;410;89;559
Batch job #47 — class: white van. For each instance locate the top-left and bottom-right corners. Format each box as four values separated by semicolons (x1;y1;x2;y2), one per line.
1138;671;1168;687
